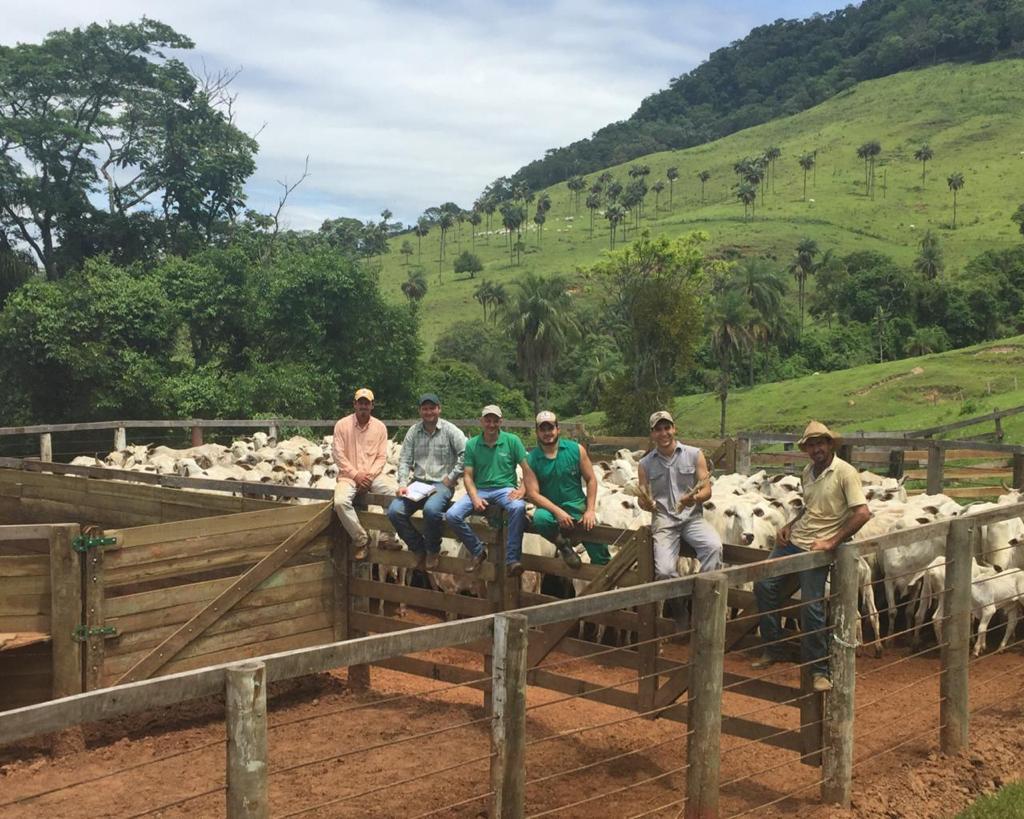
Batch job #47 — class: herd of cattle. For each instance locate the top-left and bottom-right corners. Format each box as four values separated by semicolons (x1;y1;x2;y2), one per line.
72;433;1024;654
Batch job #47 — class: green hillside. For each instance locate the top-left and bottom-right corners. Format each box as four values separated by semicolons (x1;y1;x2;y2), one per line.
575;334;1024;442
380;60;1024;351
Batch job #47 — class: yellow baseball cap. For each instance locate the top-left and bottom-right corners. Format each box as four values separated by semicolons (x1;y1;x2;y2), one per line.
354;388;375;402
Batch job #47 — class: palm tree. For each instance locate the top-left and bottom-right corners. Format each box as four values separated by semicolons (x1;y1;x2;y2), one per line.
505;273;579;410
566;175;586;211
651;179;666;213
586;191;601;239
438;210;454;261
399;239;414;266
401;269;428;304
857;141;881;198
708;286;754;435
764;146;781;194
666;166;679;209
490;282;508;318
698;170;710;204
468;210;482;248
736;182;757;220
947;172;965;228
414;218;430;263
914;145;934;186
736;257;787;386
474;280;494;320
534;209;546;246
605;203;625;248
789;238;819;333
1013;202;1024;236
913;230;943;280
500;202;525;263
798;153;816;200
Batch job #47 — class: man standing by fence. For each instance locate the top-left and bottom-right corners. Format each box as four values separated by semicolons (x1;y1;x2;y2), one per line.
387;393;466;570
524;410;607;568
332;388;391;561
637;410;723;578
752;421;871;692
446;405;530;577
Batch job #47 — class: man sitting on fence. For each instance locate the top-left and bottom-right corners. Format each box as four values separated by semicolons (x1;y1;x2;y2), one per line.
523;410;608;569
445;404;530;577
752;421;871;693
332;388;391;561
387;393;466;570
637;410;723;579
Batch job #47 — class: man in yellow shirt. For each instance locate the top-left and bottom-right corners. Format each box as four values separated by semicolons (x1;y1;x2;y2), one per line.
752;421;871;692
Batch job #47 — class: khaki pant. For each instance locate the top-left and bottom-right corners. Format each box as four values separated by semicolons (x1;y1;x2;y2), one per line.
333;476;393;548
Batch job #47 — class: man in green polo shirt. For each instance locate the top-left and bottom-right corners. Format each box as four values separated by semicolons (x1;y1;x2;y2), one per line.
524;410;609;568
445;404;531;576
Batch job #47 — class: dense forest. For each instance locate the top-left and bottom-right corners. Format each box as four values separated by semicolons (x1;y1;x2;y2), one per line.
506;0;1024;192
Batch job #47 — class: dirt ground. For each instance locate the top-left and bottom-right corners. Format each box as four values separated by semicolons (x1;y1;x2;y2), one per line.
1;628;1022;819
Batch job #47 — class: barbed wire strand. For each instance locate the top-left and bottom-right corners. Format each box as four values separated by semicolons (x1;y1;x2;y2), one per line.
719;718;824;760
857;641;951;677
726;593;830;626
526;701;697;748
121;784;226;819
525;761;690;819
852;722;945;770
410;789;494;818
525;730;689;788
724;775;828;819
855;698;946;743
720;744;827;790
526;661;690;714
0;737;226;809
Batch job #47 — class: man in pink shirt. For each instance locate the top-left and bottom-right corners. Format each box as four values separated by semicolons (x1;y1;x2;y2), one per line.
332;388;390;559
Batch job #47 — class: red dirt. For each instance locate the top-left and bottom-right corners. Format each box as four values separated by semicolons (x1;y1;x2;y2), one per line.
1;632;1022;818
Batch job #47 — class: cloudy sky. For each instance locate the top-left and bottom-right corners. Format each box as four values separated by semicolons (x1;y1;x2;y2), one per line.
7;1;843;230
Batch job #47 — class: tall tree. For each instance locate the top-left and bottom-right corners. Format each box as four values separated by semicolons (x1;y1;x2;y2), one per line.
586;191;601;239
708;284;753;435
437;210;454;262
798;153;816;200
651;179;666;213
414;217;430;262
401;269;428;304
0;19;259;278
666;167;679;209
399;239;414;265
736;182;757;220
913;230;944;280
605;204;625;248
533;209;546;246
473;280;493;320
505;273;579;410
789;238;819;333
698;170;711;204
914;144;934;185
764;146;781;194
468;210;482;248
566;175;586;211
736;257;787;386
947;172;965;228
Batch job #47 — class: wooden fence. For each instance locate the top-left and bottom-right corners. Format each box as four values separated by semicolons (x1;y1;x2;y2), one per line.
2;475;1022;816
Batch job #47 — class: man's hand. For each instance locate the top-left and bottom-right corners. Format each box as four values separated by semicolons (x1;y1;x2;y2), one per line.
472;495;488;513
581;509;597;530
397;486;409;497
810;537;836;552
677;492;697;510
637;488;655;513
442;477;451;488
357;474;373;491
509;485;526;501
777;525;791;546
554;508;574;529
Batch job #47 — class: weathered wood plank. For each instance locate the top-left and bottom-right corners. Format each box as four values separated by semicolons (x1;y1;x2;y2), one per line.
0;555;50;576
0;575;50;595
349;577;494;617
0;614;51;631
365;544;498;582
49;526;82;701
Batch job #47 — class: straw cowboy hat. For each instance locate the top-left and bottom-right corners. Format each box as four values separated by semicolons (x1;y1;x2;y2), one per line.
797;420;842;448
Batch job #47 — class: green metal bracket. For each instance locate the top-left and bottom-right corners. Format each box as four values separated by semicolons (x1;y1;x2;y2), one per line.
72;534;117;553
72;625;117;642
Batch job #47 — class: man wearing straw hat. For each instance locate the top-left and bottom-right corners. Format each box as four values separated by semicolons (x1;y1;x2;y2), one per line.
752;421;871;693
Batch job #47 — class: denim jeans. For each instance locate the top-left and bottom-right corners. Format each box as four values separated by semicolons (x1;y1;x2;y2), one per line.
445;487;526;564
753;542;831;677
386;482;453;555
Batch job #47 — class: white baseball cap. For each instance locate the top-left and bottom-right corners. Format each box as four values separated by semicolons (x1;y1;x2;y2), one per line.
481;404;503;418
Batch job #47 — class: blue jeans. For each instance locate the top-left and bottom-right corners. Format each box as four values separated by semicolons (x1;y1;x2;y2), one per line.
753;542;831;677
445;488;526;564
387;482;453;554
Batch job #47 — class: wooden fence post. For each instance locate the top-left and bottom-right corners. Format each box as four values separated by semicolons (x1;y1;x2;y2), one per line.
686;572;727;819
888;449;905;479
636;527;658;714
39;433;52;462
267;423;278;442
490;613;527;819
226;661;269;819
1012;453;1024;490
347;520;371;690
113;426;127;452
484;516;508;712
940;518;972;754
191;426;204;447
926;444;944;495
49;524;85;754
822;543;857;806
736;436;751;476
330;518;350;643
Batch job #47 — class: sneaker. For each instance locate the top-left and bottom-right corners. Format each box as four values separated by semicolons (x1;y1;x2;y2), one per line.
750;653;781;670
507;561;524;578
465;549;487;573
353;536;370;561
425;551;441;570
812;674;833;693
555;540;583;569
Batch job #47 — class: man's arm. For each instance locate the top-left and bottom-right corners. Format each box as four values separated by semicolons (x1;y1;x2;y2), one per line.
810;504;871;552
331;419;357;480
509;460;529;502
778;507;805;546
463;465;486;512
678;450;713;508
396;427;415;495
524;464;574;527
578;446;599;530
637;463;655;512
446;425;467;487
366;420;388;479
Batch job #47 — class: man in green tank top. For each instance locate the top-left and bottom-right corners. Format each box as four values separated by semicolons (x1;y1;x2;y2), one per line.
524;411;609;567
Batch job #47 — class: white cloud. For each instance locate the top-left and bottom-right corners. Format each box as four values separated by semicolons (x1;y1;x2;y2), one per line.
5;0;838;228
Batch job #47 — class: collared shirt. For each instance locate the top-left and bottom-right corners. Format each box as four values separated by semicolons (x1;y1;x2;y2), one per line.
332;414;388;480
464;430;528;489
790;456;867;549
396;418;467;487
527;438;585;507
639;442;702;523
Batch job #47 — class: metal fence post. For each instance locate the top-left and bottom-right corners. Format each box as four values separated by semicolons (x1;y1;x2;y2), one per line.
822;543;857;806
226;661;268;819
490;613;527;819
940;518;972;754
686;572;727;819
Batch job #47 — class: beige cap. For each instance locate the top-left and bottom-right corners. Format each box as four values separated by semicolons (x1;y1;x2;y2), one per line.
649;410;674;429
481;404;503;418
797;420;841;447
536;410;558;425
354;388;375;402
